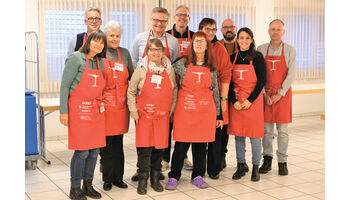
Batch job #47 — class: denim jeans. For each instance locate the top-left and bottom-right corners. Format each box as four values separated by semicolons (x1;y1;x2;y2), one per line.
235;136;262;166
263;123;289;162
70;148;100;188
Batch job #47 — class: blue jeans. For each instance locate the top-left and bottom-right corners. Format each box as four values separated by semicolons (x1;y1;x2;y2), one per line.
235;136;262;166
70;148;100;188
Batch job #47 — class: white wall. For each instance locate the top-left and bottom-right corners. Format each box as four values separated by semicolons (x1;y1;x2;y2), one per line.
26;0;39;33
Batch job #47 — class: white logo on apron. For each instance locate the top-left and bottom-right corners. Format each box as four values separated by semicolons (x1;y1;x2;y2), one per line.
151;75;163;89
234;70;249;80
88;74;99;87
192;72;205;83
266;60;280;71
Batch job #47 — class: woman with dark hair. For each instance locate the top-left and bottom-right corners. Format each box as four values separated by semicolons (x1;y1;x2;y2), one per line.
228;27;266;182
165;31;223;190
127;38;177;195
60;31;107;200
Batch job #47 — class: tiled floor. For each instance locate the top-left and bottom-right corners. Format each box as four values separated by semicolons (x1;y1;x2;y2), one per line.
25;115;325;200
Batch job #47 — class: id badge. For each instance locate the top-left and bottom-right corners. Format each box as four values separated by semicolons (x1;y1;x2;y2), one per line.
114;63;124;71
151;75;162;85
182;41;191;49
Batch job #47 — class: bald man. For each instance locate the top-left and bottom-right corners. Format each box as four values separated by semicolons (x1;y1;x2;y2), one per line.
219;19;238;55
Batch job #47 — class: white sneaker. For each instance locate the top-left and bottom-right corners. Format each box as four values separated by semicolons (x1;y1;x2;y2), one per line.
161;161;170;172
183;158;193;170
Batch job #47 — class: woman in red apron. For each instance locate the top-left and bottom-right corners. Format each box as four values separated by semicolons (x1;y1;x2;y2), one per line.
127;38;177;195
228;27;266;182
100;21;134;191
59;31;107;200
165;31;223;190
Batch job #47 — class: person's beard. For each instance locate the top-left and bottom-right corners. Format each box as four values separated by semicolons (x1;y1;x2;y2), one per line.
223;31;236;42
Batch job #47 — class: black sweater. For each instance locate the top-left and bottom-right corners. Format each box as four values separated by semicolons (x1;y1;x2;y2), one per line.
229;50;266;104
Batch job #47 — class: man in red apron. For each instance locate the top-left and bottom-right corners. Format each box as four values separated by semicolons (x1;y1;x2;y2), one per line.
199;18;232;179
163;4;194;172
218;18;239;171
257;19;297;176
67;7;102;57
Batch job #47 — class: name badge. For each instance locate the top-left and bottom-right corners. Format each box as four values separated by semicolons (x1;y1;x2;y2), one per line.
114;63;124;71
151;75;162;85
182;41;191;49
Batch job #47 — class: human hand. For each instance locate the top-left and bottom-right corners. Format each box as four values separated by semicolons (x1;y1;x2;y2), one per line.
60;113;68;126
263;93;273;106
241;99;252;109
216;120;223;129
271;94;282;104
233;101;242;110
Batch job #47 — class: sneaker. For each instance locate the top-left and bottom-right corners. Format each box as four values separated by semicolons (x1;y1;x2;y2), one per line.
183;158;193;170
165;178;178;190
161;161;170;172
191;176;208;189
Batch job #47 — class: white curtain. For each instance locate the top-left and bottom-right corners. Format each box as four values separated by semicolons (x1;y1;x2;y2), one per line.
274;0;325;80
38;0;158;94
163;0;256;40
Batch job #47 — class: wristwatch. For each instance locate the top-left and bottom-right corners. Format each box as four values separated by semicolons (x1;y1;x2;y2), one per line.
221;97;227;101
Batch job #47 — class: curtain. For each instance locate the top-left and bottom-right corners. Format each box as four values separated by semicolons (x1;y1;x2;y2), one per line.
274;0;325;80
38;0;158;94
163;0;256;40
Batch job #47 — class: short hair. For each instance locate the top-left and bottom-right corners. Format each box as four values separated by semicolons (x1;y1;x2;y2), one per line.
145;38;165;54
198;18;217;30
269;19;285;27
84;7;101;19
175;5;190;13
152;7;170;19
79;31;107;59
103;20;123;35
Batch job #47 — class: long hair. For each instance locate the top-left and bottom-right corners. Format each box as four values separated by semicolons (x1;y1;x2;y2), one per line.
236;27;260;61
185;31;216;71
79;31;107;59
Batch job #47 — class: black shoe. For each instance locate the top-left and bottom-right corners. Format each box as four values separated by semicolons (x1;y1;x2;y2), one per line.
103;182;112;191
131;172;138;182
113;180;128;189
159;171;165;180
137;179;147;195
232;163;246;180
150;170;164;192
82;180;101;199
259;156;272;174
243;162;249;172
69;187;87;200
220;155;227;171
251;165;260;182
209;173;220;180
278;162;288;175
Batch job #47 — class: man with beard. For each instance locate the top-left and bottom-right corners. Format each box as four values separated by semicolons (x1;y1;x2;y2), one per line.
219;19;238;56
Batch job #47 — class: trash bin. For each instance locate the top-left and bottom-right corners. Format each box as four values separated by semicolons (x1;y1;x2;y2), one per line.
25;89;38;155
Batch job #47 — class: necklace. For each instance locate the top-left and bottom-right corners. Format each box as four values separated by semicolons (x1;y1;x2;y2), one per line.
238;51;247;61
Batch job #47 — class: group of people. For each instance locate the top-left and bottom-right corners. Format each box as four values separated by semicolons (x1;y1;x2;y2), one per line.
60;5;296;200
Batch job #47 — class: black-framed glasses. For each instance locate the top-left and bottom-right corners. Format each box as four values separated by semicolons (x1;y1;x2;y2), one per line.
152;18;168;24
204;27;217;33
222;26;236;30
87;17;101;22
175;13;189;18
149;47;163;53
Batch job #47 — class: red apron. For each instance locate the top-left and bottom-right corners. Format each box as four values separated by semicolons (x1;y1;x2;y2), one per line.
171;29;191;57
83;33;87;46
228;53;264;138
264;43;292;123
103;48;130;135
68;56;106;150
135;59;173;149
173;64;217;143
142;30;171;60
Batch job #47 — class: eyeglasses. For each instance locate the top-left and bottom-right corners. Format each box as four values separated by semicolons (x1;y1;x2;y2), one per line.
152;18;168;24
203;27;217;33
87;17;101;22
222;26;236;30
175;13;189;18
193;39;206;44
149;47;163;53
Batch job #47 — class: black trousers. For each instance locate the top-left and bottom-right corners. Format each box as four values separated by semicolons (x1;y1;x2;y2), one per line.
163;122;188;162
221;125;229;156
207;127;222;176
137;147;163;177
100;135;125;183
168;142;207;180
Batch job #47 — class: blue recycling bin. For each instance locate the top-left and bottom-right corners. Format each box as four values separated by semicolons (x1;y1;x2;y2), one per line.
25;89;39;155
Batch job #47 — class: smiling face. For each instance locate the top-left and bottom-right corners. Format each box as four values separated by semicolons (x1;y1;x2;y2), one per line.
84;10;102;33
89;38;105;55
106;30;121;49
192;36;207;54
237;31;252;51
221;19;237;41
174;7;190;28
147;44;164;64
201;23;217;41
151;12;168;36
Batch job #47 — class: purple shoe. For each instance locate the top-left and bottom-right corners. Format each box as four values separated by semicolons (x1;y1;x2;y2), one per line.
165;178;178;190
191;176;208;189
